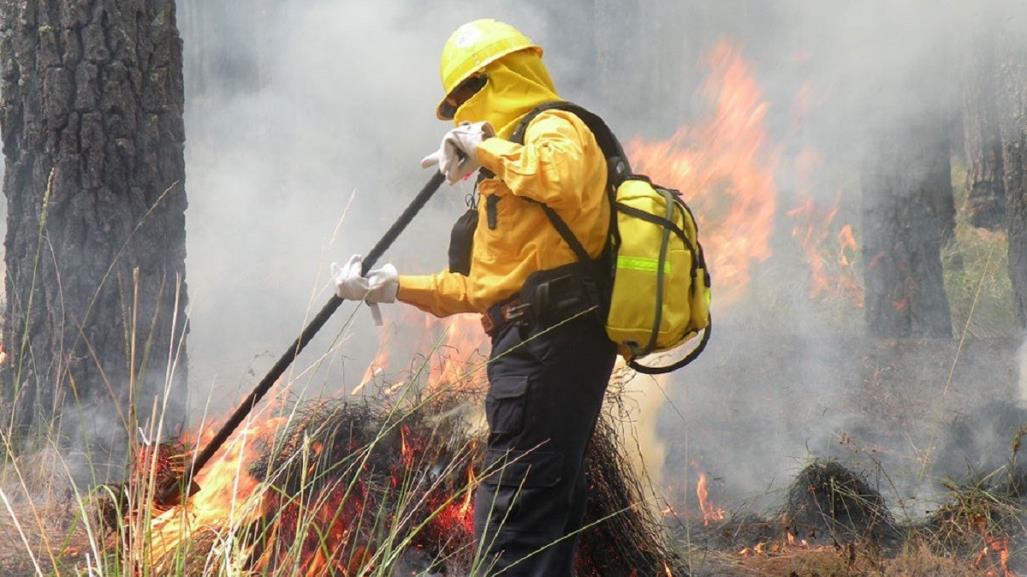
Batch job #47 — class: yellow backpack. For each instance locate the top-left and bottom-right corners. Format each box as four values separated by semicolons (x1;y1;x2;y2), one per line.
511;102;711;374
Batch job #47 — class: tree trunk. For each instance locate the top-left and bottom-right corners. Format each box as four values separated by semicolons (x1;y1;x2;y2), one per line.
962;31;1006;230
997;23;1027;330
862;116;955;338
0;0;188;466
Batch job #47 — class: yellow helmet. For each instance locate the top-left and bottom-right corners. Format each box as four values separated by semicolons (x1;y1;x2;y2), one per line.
436;19;542;120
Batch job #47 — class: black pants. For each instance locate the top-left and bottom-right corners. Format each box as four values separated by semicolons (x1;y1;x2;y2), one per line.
474;315;617;577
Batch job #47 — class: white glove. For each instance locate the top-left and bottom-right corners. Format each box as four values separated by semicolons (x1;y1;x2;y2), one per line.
331;255;399;326
420;122;495;184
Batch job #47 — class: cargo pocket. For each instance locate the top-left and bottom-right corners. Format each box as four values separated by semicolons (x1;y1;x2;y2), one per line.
478;449;564;538
485;375;529;436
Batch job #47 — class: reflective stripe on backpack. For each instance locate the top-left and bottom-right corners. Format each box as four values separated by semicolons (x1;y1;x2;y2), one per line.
510;101;711;374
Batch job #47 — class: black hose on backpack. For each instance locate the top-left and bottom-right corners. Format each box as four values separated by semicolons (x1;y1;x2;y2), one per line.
628;315;712;375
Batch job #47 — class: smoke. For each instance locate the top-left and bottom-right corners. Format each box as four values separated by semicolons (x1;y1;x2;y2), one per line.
1020;339;1027;405
0;0;1022;511
175;0;1027;514
177;1;562;408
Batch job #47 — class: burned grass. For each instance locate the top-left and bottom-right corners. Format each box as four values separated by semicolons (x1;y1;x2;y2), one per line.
578;414;688;576
3;386;1026;576
783;460;902;549
242;395;482;575
680;459;1027;577
237;390;688;576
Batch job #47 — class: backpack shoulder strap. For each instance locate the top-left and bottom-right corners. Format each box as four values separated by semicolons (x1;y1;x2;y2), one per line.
510;101;631;182
508;101;626;266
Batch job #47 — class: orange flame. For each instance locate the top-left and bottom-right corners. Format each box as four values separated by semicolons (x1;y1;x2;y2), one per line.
426;314;485;391
626;40;777;306
696;472;726;526
353;310;485;396
785;188;863;307
148;407;289;556
400;425;415;469
974;517;1018;577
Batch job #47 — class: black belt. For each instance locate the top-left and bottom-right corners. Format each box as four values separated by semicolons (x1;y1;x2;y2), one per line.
481;260;606;338
481;298;532;337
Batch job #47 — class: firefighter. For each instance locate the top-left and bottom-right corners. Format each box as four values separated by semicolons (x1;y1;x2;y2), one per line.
334;18;616;576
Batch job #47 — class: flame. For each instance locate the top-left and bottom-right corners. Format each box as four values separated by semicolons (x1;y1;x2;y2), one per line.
785;531;809;548
980;535;1017;577
626;40;776;305
740;532;821;559
696;471;726;525
426;313;485;391
974;516;1018;577
354;310;485;396
785;185;863;307
400;425;415;469
461;464;476;516
148;408;289;557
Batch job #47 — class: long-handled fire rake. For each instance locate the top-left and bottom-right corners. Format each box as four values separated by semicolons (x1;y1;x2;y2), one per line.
154;171;446;508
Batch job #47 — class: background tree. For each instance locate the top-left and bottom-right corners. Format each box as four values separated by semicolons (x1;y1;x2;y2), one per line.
862;114;955;339
0;0;188;469
961;27;1006;230
997;18;1027;330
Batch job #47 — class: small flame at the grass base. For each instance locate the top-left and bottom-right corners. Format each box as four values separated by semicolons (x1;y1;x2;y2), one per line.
739;532;826;558
696;472;726;526
661;464;728;527
627;39;776;306
974;516;1019;577
147;411;287;558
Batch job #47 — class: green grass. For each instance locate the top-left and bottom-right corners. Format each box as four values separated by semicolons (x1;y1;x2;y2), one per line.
943;160;1016;339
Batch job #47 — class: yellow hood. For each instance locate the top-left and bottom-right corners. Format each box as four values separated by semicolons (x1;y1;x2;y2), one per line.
453;49;560;139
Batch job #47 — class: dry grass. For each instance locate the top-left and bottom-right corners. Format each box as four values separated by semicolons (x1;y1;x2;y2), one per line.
730;540;995;577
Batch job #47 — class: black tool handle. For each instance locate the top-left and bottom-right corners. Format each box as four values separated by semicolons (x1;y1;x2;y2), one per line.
178;171;446;486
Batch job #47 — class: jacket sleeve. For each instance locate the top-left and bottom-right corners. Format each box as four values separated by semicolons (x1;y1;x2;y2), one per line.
475;111;598;210
397;272;480;317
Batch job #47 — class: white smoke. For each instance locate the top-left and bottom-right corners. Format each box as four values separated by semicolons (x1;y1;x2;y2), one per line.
1;0;1023;514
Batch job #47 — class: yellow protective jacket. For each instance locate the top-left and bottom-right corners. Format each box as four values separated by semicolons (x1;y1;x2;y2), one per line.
398;110;609;317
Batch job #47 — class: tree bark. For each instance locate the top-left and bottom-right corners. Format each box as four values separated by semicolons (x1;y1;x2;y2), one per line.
997;23;1027;330
862;115;955;338
962;31;1006;230
0;0;188;463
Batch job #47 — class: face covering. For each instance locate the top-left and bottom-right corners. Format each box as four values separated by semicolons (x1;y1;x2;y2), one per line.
453;49;561;139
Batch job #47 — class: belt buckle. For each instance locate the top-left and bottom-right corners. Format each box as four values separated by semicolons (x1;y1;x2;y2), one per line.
502;302;531;322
